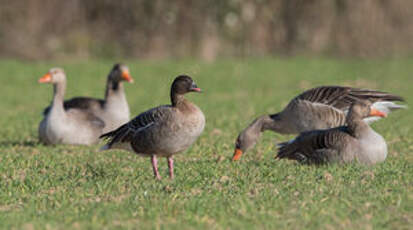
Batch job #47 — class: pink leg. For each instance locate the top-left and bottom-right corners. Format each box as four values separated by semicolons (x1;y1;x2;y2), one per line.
151;155;161;180
167;156;174;179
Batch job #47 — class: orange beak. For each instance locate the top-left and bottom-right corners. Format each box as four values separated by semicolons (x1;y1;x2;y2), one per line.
121;71;133;83
38;73;52;83
232;148;243;161
370;108;387;118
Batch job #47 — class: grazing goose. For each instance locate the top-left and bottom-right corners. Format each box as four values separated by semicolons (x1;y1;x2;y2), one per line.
43;63;133;132
100;75;205;179
276;101;387;165
38;68;105;145
233;86;405;160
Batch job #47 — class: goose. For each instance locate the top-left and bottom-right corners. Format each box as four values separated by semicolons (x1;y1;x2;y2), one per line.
100;75;205;179
276;101;388;165
38;68;105;145
233;86;405;161
43;63;133;133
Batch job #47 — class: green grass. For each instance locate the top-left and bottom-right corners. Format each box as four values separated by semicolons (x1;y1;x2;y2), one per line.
0;57;412;229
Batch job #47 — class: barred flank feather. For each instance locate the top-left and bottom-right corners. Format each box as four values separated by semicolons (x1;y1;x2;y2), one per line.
276;127;351;164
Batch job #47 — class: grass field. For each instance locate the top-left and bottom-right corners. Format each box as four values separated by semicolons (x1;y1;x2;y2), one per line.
0;57;412;229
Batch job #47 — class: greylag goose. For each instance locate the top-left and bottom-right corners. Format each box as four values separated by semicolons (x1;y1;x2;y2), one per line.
233;86;405;160
43;63;133;133
276;101;387;165
100;75;205;179
38;68;105;145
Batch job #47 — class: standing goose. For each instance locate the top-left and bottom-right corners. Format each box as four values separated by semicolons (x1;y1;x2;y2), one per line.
43;63;133;132
100;75;205;180
276;101;388;165
38;68;105;145
233;86;405;160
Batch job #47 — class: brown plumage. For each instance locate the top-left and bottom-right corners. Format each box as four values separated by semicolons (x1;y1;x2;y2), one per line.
100;75;205;180
232;86;405;161
276;101;388;165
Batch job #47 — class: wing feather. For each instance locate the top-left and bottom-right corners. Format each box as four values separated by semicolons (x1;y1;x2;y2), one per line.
277;127;351;164
100;105;172;148
43;97;104;116
296;86;404;111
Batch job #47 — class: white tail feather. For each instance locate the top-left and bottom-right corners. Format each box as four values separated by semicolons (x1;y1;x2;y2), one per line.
363;116;382;124
362;101;407;124
372;101;407;114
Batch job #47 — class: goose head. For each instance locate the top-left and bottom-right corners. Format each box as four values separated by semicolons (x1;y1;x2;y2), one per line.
232;124;261;161
109;63;133;83
171;75;202;95
38;68;66;84
350;101;387;119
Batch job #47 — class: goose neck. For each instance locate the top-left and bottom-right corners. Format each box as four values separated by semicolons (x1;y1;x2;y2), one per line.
171;92;186;107
105;79;124;100
346;113;368;137
51;81;66;113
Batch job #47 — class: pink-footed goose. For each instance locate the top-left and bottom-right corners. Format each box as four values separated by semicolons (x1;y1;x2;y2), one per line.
233;86;405;161
276;101;387;165
100;75;205;180
43;63;133;133
38;68;105;145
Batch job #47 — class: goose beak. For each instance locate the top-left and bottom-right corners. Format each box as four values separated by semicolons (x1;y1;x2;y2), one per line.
38;73;52;83
232;148;243;161
370;108;387;117
191;87;202;92
121;71;134;83
190;83;202;92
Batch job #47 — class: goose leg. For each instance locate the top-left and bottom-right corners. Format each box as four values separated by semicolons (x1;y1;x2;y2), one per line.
151;155;161;180
167;156;174;179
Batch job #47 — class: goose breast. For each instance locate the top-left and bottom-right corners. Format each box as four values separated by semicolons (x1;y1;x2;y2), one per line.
356;128;388;165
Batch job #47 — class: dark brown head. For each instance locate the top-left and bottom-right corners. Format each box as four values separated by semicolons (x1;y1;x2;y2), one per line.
38;67;66;84
170;75;201;106
109;63;133;83
171;75;201;95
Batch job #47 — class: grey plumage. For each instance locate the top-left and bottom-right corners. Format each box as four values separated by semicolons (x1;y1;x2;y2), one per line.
233;85;404;160
43;63;132;133
38;68;105;145
276;101;388;165
277;127;352;164
284;86;405;131
296;86;404;109
42;97;105;116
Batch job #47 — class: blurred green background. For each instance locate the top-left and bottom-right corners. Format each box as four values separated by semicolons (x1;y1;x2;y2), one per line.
1;0;413;60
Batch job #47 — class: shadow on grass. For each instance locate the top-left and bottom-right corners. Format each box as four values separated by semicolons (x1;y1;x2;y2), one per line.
0;140;39;148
